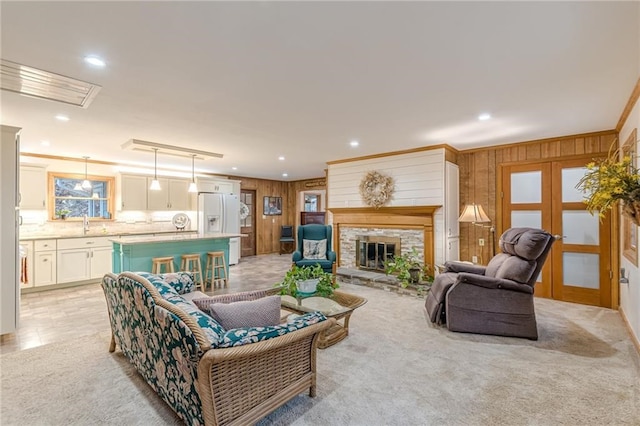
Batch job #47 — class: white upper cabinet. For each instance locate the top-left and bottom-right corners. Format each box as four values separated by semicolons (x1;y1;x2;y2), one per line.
147;177;191;210
197;178;240;194
20;165;47;209
120;175;148;210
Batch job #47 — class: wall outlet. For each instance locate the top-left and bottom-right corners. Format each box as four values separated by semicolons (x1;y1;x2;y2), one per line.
472;255;478;263
479;238;485;246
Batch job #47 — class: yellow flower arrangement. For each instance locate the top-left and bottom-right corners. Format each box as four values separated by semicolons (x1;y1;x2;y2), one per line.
576;151;640;224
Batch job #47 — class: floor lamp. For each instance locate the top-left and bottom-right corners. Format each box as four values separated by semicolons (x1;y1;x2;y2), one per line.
458;203;496;263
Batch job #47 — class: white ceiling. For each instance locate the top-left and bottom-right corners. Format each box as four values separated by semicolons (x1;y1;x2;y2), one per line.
1;1;638;181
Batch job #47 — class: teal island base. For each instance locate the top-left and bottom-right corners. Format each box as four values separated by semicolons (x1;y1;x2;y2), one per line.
111;233;239;275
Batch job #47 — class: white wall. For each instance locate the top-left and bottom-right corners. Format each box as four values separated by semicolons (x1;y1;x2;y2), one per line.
327;148;447;264
619;89;640;346
1;126;21;335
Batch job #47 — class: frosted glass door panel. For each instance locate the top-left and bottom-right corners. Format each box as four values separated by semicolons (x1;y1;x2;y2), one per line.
511;171;541;203
562;211;599;245
511;211;542;229
562;167;588;202
563;253;599;289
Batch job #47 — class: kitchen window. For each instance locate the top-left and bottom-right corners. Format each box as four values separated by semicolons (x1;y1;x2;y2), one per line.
48;172;115;220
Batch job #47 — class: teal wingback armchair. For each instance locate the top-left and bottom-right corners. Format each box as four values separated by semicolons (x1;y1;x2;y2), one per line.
292;224;337;274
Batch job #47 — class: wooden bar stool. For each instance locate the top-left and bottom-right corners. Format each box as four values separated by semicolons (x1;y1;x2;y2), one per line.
180;254;204;291
151;256;175;274
205;251;228;290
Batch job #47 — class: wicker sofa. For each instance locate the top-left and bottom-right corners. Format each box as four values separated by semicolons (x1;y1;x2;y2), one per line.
101;271;334;426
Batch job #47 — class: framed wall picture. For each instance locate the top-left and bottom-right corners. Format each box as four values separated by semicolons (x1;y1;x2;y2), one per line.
264;196;282;216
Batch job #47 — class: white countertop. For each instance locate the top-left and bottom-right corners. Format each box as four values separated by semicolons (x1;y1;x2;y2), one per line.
112;232;244;245
19;230;198;241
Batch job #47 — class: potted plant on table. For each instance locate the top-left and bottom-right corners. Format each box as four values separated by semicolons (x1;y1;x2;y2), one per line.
576;148;640;225
384;247;433;289
275;264;338;298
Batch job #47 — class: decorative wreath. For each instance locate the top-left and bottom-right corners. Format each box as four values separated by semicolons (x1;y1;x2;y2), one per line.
359;170;394;208
239;202;250;220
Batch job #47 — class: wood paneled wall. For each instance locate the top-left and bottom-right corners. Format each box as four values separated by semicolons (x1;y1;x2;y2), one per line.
238;175;326;255
458;130;617;263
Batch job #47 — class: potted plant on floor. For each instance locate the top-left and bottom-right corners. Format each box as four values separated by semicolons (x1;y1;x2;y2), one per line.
275;264;338;298
384;247;433;289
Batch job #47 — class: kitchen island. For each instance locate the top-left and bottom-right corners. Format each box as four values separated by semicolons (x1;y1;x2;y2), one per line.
111;233;243;274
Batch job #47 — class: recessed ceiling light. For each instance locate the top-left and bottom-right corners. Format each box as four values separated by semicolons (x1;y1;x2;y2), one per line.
231;167;237;170
278;156;285;161
84;56;106;67
55;114;69;121
282;173;288;177
350;140;359;147
41;140;50;146
478;113;492;121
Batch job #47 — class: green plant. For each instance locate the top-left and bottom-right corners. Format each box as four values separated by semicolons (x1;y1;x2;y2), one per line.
275;264;338;298
576;150;640;219
55;209;71;219
384;247;433;288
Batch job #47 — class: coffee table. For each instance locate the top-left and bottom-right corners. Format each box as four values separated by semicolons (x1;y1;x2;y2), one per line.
280;290;367;348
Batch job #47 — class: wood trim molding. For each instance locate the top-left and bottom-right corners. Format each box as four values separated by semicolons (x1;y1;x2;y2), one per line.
329;206;439;268
459;130;618;155
326;144;458;165
616;76;640;133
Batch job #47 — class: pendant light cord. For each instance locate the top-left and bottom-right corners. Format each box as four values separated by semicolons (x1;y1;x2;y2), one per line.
154;148;158;179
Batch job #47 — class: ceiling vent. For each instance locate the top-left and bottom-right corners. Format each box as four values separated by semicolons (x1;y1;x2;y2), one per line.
0;59;101;108
122;139;224;161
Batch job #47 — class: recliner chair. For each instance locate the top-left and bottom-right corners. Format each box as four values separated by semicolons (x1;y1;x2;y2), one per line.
425;227;555;340
292;224;336;274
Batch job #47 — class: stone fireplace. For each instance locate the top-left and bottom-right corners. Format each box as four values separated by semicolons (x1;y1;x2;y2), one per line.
356;235;401;272
329;206;438;270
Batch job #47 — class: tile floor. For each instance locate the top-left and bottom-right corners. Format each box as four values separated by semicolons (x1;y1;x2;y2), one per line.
0;254;293;355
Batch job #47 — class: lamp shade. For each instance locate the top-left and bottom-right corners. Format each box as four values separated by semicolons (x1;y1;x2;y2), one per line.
459;203;491;223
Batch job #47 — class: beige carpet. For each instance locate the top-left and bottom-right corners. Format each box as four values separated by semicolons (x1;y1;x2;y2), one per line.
2;283;639;425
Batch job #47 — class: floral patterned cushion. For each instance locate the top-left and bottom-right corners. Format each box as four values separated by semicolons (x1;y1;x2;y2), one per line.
165;294;226;346
218;311;327;348
137;271;195;296
104;273;205;425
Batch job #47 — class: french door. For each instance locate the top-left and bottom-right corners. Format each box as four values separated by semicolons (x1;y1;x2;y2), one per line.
240;190;256;257
501;159;612;307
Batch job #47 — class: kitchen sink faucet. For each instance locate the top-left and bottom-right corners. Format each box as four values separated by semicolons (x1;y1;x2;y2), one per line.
83;214;90;235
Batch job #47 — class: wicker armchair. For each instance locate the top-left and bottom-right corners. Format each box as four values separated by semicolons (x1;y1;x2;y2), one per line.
101;272;334;426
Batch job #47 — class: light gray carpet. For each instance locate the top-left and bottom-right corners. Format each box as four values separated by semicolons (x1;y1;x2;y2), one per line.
2;283;639;425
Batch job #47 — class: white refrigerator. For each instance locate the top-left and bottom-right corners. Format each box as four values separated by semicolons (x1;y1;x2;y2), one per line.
197;193;241;265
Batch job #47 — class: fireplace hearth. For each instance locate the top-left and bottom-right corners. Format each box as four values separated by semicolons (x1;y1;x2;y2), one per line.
356;235;401;272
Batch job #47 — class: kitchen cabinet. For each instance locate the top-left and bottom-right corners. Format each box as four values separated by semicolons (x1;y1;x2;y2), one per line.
147;178;191;211
90;246;113;279
147;177;191;211
57;237;111;284
19;165;47;209
120;175;148;210
34;239;57;287
197;178;239;194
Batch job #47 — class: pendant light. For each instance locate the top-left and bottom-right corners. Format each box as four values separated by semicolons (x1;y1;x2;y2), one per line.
81;156;92;190
149;148;161;191
188;154;198;193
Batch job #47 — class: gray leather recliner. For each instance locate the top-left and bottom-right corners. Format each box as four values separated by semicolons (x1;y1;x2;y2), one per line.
425;227;555;340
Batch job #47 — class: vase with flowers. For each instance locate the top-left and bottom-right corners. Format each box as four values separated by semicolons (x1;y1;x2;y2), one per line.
576;148;640;226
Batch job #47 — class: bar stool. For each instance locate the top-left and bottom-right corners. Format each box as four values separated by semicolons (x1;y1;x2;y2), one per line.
180;254;204;291
205;251;228;290
151;256;175;274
